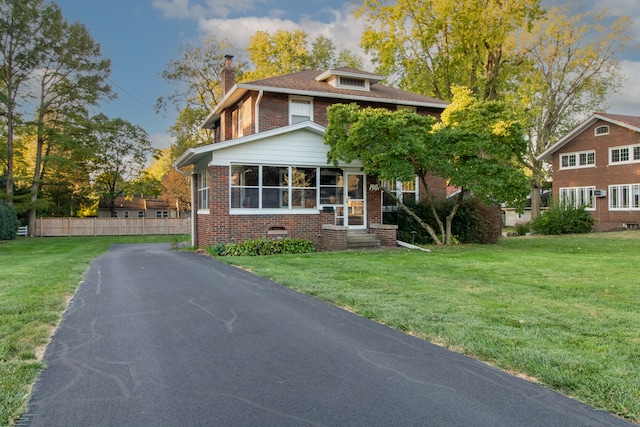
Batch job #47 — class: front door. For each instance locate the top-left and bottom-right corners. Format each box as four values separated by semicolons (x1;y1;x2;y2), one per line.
345;173;366;228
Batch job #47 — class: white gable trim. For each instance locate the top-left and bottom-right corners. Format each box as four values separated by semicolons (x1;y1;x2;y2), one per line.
174;122;328;169
538;113;640;161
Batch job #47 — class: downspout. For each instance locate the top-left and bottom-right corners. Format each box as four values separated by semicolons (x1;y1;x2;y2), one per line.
174;166;196;247
255;90;263;134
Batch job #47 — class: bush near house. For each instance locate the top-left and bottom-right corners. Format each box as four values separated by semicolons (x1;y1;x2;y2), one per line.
0;200;19;240
530;205;594;235
207;238;317;257
385;197;503;244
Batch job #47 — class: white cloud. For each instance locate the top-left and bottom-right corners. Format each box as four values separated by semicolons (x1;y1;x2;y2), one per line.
153;0;263;20
606;60;640;115
196;5;371;68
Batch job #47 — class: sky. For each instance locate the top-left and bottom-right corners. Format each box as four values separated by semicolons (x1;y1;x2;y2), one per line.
53;0;640;153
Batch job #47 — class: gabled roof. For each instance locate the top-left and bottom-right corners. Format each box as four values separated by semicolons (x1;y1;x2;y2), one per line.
202;68;448;128
174;121;327;169
538;112;640;161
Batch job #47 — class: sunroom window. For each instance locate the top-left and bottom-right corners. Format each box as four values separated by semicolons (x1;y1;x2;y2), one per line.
231;165;317;210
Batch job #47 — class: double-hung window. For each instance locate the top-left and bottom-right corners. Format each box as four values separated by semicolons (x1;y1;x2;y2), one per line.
289;97;312;124
231;165;317;210
559;186;596;210
380;179;418;211
197;170;209;212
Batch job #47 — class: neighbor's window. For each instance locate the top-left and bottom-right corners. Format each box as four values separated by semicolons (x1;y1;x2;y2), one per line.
609;184;640;210
138;211;144;218
610;144;640;165
559;186;596;210
381;178;418;211
231;165;318;210
289;97;312;124
197;170;209;212
594;125;609;136
156;211;168;218
560;150;595;170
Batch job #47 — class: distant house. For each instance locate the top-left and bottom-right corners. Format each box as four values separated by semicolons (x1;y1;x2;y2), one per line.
174;57;449;250
538;113;640;231
501;191;551;227
98;196;177;219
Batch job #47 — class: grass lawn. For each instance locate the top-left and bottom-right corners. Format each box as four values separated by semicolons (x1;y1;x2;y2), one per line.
0;235;188;426
220;231;640;423
1;233;638;425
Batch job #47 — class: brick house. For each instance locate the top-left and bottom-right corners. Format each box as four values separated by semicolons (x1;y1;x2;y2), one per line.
538;113;640;231
174;57;449;249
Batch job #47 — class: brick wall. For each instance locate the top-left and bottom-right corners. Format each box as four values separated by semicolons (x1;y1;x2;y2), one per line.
552;120;640;230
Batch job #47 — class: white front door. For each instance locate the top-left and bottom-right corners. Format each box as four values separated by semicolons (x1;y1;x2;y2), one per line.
345;173;366;228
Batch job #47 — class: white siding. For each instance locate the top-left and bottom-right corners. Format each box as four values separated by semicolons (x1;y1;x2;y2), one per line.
210;128;360;168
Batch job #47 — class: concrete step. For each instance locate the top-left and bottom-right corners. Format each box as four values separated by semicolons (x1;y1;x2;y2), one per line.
347;232;381;249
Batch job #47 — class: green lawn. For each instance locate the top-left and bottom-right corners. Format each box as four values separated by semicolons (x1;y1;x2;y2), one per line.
1;233;638;425
220;232;640;423
0;235;187;427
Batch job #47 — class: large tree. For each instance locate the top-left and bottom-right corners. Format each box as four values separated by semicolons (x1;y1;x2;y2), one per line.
244;30;363;81
357;0;542;101
0;0;52;204
157;37;245;152
325;88;529;245
512;6;630;218
26;5;111;234
88;114;157;217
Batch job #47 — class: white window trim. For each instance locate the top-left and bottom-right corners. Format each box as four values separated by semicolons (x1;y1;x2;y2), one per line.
559;150;596;170
197;170;210;214
289;96;313;125
381;178;419;212
559;186;596;211
609;144;640;166
230;164;320;214
609;183;640;210
594;125;609;136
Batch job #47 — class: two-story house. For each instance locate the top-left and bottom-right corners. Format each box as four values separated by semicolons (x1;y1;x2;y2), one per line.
174;57;449;250
538;112;640;231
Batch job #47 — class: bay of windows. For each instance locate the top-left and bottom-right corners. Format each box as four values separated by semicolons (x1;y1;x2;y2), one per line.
609;184;640;210
559;186;595;210
231;165;319;210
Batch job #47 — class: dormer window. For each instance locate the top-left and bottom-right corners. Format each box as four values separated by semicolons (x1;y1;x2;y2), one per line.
315;68;383;93
339;77;366;89
595;125;609;136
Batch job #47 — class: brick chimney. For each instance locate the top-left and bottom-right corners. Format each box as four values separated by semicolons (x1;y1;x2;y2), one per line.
221;55;235;97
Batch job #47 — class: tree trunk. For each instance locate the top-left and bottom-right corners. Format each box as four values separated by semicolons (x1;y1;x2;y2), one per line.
445;190;465;244
380;186;442;245
530;159;543;220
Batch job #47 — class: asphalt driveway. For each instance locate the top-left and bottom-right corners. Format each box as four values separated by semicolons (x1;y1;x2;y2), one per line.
21;243;632;426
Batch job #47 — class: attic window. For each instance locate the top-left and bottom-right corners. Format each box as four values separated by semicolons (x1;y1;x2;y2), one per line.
339;77;365;88
595;125;609;136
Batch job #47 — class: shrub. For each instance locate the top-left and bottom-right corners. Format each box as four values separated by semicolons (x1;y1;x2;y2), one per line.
0;200;20;240
385;196;502;244
514;221;530;236
530;204;594;235
210;237;316;256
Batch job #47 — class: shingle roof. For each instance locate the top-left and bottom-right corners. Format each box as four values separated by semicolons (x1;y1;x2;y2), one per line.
596;113;640;130
202;68;448;128
239;69;448;106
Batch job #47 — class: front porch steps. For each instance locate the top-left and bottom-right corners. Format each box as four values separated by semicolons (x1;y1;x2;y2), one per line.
347;230;381;249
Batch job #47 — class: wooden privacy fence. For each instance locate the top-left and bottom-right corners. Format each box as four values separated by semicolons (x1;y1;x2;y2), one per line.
34;217;191;237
